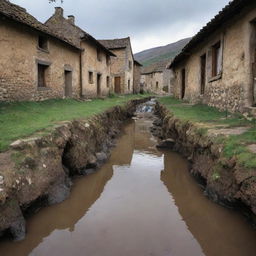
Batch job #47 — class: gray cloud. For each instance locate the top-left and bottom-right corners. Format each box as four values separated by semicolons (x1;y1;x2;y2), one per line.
11;0;230;52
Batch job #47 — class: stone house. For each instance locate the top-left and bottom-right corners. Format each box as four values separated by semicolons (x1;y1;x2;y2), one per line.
141;60;172;94
98;38;135;94
45;7;115;98
0;0;82;101
133;60;143;93
169;0;256;114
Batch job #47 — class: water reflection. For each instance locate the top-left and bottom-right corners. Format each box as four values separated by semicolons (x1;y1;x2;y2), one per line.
0;118;256;256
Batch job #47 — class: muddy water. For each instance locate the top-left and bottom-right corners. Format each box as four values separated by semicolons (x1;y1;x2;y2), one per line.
1;118;256;256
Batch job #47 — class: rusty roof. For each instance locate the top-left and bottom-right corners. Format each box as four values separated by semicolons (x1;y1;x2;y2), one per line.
169;0;255;68
98;37;131;50
0;0;81;50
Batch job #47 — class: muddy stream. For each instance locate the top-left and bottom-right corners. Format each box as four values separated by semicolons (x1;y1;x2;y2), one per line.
0;106;256;256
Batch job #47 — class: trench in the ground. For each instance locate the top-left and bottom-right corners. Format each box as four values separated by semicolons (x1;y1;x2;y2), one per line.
0;111;256;256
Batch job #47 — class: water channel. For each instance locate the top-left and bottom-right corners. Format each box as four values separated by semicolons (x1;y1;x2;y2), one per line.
0;110;256;256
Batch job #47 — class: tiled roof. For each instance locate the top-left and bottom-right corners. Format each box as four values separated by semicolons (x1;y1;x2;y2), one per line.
134;60;143;67
45;8;115;56
98;37;130;50
0;0;80;50
142;59;170;74
169;0;255;68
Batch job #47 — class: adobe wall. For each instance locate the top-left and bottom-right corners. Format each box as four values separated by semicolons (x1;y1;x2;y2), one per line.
0;19;80;102
81;41;111;98
141;72;164;94
172;6;256;113
133;64;142;93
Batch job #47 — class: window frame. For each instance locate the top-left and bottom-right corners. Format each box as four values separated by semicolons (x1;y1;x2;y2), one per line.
89;71;94;84
38;35;49;52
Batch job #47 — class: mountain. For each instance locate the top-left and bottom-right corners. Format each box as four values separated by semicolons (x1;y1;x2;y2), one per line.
134;38;191;67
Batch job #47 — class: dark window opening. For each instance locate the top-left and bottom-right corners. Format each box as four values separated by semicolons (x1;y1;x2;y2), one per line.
156;81;159;89
106;56;110;66
212;41;221;77
38;64;49;88
89;72;93;84
38;36;48;51
97;49;102;61
200;54;206;95
128;79;131;90
106;76;110;88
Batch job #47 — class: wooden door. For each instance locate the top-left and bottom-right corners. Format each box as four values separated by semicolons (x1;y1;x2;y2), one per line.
181;68;186;99
114;77;121;94
65;70;72;97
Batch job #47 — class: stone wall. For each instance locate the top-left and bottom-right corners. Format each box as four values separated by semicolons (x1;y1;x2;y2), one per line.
133;63;141;93
110;46;134;94
0;18;80;102
171;6;256;113
81;41;111;98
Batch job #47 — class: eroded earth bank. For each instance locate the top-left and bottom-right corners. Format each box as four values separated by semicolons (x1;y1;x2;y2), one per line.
153;102;256;223
0;98;150;240
0;99;256;256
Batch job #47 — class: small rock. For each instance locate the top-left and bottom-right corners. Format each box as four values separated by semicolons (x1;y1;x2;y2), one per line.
156;139;175;149
43;164;47;168
96;152;108;162
85;123;90;128
0;176;4;185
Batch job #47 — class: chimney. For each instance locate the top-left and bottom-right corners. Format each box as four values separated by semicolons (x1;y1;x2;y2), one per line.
55;7;63;17
68;15;75;25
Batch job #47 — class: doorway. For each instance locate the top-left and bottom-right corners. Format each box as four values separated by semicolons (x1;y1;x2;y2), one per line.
252;48;256;106
64;70;72;97
114;76;121;94
181;68;186;99
97;74;101;96
200;54;206;95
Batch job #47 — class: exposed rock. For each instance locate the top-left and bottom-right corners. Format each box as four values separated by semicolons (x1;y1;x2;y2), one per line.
156;139;175;149
96;152;108;163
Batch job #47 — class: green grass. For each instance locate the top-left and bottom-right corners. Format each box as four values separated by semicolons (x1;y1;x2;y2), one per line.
0;94;151;152
159;96;256;169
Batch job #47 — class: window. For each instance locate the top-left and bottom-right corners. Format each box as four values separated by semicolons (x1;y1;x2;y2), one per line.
38;36;48;51
156;81;159;89
128;80;130;90
106;76;110;88
97;49;102;61
129;61;132;69
106;56;110;66
38;64;49;88
212;41;221;77
89;72;93;84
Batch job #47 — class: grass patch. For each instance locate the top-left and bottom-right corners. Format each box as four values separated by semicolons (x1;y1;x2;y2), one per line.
0;94;151;152
159;96;256;169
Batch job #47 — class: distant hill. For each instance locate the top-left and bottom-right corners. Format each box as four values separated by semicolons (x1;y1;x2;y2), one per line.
134;38;191;67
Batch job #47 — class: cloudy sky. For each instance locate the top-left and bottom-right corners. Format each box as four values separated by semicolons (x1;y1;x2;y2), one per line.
10;0;230;53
